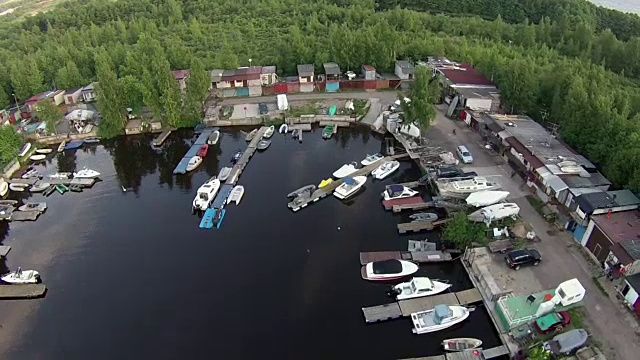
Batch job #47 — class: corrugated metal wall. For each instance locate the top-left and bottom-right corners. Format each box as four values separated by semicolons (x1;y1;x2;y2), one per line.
263;85;275;96
275;83;287;94
364;80;377;90
236;87;249;97
376;80;389;89
287;82;300;93
222;89;236;98
248;86;262;97
299;83;313;93
325;82;339;92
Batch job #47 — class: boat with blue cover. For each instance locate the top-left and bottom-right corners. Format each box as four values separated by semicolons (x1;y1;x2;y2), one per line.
64;140;84;150
214;209;226;229
199;209;216;229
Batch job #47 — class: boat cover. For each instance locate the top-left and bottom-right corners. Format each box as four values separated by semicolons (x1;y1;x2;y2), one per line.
388;184;404;196
372;259;402;274
343;177;355;185
547;329;588;354
433;305;451;325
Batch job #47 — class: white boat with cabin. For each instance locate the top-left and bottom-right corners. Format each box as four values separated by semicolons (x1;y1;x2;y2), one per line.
383;185;418;201
361;259;419;281
468;203;520;223
1;267;40;284
361;153;384;166
437;177;501;198
390;277;452;300
227;185;245;205
411;304;471;334
263;125;275;138
334;176;366;200
372;160;400;180
192;177;221;211
218;167;232;181
186;156;203;172
465;190;509;207
48;172;72;179
207;130;220;145
73;168;101;179
333;162;359;178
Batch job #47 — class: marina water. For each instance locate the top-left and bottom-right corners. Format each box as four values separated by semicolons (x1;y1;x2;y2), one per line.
0;127;501;359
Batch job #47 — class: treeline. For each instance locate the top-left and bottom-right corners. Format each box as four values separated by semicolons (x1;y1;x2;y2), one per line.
0;0;638;187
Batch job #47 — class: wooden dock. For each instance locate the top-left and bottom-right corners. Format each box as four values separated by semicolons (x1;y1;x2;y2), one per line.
9;211;41;221
0;284;46;299
400;346;507;360
482;345;509;359
152;129;173;146
362;288;482;323
288;153;410;212
382;196;425;211
397;219;450;234
0;245;10;257
8;178;96;187
359;250;452;264
288;123;312;131
392;201;434;213
225;127;267;185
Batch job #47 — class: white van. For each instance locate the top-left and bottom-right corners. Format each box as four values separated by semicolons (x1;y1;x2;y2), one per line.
456;145;473;164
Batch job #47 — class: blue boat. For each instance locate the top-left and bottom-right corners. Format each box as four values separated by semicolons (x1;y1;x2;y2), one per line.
199;209;215;229
64;140;84;150
214;209;226;229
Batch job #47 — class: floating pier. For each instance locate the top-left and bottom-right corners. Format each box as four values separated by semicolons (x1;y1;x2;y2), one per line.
359;250;452;264
288;124;312;131
397;218;451;234
9;210;41;221
173;129;214;174
383;196;425;211
0;284;47;299
8;178;96;187
392;201;434;213
362;288;482;323
401;346;509;360
0;245;10;257
152;129;173;147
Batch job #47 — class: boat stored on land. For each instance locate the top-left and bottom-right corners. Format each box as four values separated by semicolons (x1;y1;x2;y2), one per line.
245;129;258;141
468;203;520;223
18;143;31;157
257;140;271;150
73;168;101;179
389;277;451;300
64;140;84;150
1;267;40;284
411;304;471;334
442;338;482;351
227;185;245;205
263;125;275;139
30;154;46;161
361;153;383;166
18;202;47;212
383;185;418;201
9;183;29;192
35;148;53;154
186;156;203;172
409;212;438;221
437;177;501;198
197;144;209;157
372;160;400;180
279;123;288;134
322;124;335;139
334;176;367;200
333;162;359;178
30;182;50;193
465;190;509;207
287;185;316;199
192;177;221;212
57;141;66;152
21;168;40;179
208;130;220;145
0;181;7;197
218;167;232;181
361;259;419;281
319;178;333;188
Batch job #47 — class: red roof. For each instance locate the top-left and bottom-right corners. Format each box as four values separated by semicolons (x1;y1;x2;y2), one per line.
222;67;261;82
25;91;53;104
173;70;190;80
440;63;495;86
362;65;376;71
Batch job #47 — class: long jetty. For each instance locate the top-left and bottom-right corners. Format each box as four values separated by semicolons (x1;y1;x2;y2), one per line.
8;178;96;187
359;250;452;264
173;129;214;174
401;346;510;360
288;153;410;212
0;284;47;299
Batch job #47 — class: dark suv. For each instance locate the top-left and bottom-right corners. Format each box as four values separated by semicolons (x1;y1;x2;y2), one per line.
505;248;541;270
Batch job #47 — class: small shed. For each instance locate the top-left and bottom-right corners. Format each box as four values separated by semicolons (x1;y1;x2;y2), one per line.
64;88;83;105
210;69;224;89
52;90;65;105
173;70;190;92
620;273;640;316
261;66;277;86
323;62;341;81
82;83;98;102
297;64;314;83
361;65;376;80
395;60;415;80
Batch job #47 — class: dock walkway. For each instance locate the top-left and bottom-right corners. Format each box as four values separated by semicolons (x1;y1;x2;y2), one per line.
288;153;409;211
0;284;46;299
226;127;266;185
401;346;509;360
0;245;10;257
173;129;214;174
8;178;96;187
359;250;452;264
152;129;174;147
397;219;450;234
362;288;482;323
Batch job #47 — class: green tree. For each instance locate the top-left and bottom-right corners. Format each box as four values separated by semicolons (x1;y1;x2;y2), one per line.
34;100;61;134
442;212;487;249
0;86;9;109
181;58;209;126
56;60;85;89
0;125;23;167
119;75;145;115
10;58;44;100
526;346;551;360
95;49;125;138
401;65;437;128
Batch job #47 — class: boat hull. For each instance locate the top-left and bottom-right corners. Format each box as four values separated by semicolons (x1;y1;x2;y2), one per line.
372;161;400;180
442;338;483;351
334;176;367;200
394;279;452;300
411;306;470;334
1;270;40;284
18;143;31;157
186;156;203;172
362;260;419;281
333;164;358;178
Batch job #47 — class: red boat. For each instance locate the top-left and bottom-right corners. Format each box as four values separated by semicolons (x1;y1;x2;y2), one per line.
197;144;209;157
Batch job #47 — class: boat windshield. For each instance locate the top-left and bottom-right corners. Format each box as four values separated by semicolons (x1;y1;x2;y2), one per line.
372;260;402;274
199;193;208;201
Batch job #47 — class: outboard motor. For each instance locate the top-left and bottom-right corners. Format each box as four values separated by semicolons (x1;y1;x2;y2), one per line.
387;286;401;297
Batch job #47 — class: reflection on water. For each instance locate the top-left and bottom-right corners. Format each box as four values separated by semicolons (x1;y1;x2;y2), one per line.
1;126;501;360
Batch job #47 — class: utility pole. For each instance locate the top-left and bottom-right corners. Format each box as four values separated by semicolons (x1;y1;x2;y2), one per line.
547;122;560;146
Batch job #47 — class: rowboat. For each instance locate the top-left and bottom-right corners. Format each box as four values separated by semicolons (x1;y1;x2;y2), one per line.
227;185;245;205
322;124;335;139
245;129;258;142
30;154;46;161
263;125;275;139
442;338;483;351
36;148;53;154
18;143;31;157
57;141;66;152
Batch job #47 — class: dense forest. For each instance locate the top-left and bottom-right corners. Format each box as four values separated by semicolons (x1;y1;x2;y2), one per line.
0;0;639;188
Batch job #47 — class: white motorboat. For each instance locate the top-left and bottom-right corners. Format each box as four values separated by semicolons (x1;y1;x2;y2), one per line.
1;267;40;284
332;162;359;178
57;141;66;152
18;143;31;157
442;338;483;351
186;156;203;172
389;277;452;300
361;153;384;166
9;183;29;192
207;130;220;145
465;190;509;207
36;148;53;154
334;176;367;200
30;154;46;161
48;172;72;179
21;169;40;179
18;202;47;212
218;167;232;181
30;182;50;193
372;160;400;180
73;168;101;179
192;177;221;211
0;181;9;196
382;185;419;201
263;125;275;139
361;259;419;281
227;185;245;205
257;140;271;150
287;185;316;199
411;304;471;334
279;123;288;134
468;203;520;223
437;177;501;198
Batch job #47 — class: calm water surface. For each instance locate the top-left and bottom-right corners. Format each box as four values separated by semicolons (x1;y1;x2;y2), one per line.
0;127;500;359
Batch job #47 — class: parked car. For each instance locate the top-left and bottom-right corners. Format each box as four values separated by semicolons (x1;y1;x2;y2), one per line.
505;248;541;270
258;103;268;115
533;311;571;334
456;145;473;164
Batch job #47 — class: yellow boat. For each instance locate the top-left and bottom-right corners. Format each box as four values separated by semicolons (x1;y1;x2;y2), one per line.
319;178;333;188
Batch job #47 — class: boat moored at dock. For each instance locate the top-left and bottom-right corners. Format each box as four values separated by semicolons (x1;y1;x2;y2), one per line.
64;140;84;150
442;338;483;351
197;144;209;157
361;153;383;166
186;156;203;172
389;277;452;300
192;177;221;212
227;185;244;205
30;154;46;161
57;141;66;152
9;183;29;192
279;123;288;134
73;168;101;179
257;140;271;150
1;267;40;284
218;167;232;181
18;202;47;213
361;259;419;281
411;304;471;334
372;160;400;180
208;130;220;145
333;162;359;178
334;176;367;200
263;126;274;139
382;185;418;201
287;185;316;199
245;129;258;142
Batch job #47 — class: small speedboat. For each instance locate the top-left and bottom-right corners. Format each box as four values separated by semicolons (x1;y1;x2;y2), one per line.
0;181;7;197
361;259;419;281
18;202;47;212
64;139;84;150
319;179;333;188
411;305;471;334
227;185;245;205
410;212;438;221
36;148;53;154
208;130;220;145
389;277;451;300
245;129;258;142
9;183;29;192
192;177;221;212
278;123;288;134
48;172;72;179
197;144;209;157
257;140;271;150
83;137;100;143
231;150;243;163
382;185;418;201
30;154;46;161
57;141;66;152
30;182;51;193
186;156;203;172
43;185;56;196
361;153;384;166
333;162;359;178
18;143;31;157
322;124;335;139
73;168;101;179
334;176;366;200
442;338;483;351
287;185;316;199
218;167;232;181
372;160;400;180
1;267;40;284
263;125;275;139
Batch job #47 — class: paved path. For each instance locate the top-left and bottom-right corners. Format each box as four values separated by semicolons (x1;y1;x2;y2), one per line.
429;107;640;360
219;90;399;105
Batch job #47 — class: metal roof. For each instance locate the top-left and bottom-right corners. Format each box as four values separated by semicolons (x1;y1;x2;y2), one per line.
591;210;640;244
575;191;616;214
621;239;640;261
323;62;341;76
546;175;568;193
562;173;611;188
362;64;376;71
210;69;224;82
439;63;495;87
396;60;415;74
625;272;640;290
261;65;276;74
456;87;500;99
607;190;640;207
297;64;314;76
